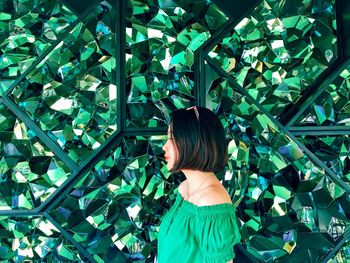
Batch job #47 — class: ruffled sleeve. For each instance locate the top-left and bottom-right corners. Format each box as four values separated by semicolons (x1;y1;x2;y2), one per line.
195;205;241;263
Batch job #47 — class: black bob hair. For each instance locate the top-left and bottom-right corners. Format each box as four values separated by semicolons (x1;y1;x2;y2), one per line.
168;107;228;173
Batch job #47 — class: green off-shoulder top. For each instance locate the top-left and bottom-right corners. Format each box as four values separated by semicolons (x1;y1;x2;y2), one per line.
157;189;241;263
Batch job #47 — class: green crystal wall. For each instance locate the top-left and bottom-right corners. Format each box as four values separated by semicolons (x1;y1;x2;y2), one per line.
0;0;349;262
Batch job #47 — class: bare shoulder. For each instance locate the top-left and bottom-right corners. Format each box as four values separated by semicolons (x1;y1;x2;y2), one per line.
197;184;232;206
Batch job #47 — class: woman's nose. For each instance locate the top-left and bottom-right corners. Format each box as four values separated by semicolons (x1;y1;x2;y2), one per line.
162;140;168;151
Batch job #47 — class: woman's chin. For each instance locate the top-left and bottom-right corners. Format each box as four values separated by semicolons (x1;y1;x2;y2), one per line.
166;163;173;171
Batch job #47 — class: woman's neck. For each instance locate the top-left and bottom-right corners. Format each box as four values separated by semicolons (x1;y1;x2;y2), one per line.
181;169;216;193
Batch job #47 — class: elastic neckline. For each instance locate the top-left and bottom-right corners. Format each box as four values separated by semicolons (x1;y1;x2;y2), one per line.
178;192;235;215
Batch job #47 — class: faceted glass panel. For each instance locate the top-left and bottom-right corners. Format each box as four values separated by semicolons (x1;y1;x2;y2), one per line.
0;216;82;261
295;64;350;126
0;103;70;210
297;135;350;184
49;136;177;262
10;1;118;163
0;0;77;95
327;239;350;263
208;0;337;117
205;63;350;262
126;0;228;128
0;0;347;262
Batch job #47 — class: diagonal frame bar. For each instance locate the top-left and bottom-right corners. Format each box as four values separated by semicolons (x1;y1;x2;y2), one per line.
194;0;259;110
282;58;350;128
320;228;350;263
39;131;124;213
205;54;350;262
205;55;350;194
0;0;348;262
2;0;102;98
1;96;78;171
44;212;97;263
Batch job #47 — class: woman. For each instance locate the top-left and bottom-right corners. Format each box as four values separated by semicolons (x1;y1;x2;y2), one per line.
157;106;241;263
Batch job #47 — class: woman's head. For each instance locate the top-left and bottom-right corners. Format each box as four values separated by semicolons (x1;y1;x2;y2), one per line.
162;106;228;173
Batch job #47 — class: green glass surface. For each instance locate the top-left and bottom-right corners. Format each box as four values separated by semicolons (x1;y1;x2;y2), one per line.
297;135;350;183
126;0;228;128
49;136;176;262
209;0;337;117
0;216;82;261
296;64;350;126
205;64;350;262
0;0;77;95
327;239;350;263
0;103;70;210
0;0;347;262
10;1;117;163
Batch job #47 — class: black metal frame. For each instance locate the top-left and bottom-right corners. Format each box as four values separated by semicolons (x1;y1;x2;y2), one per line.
281;58;350;128
289;126;350;136
280;0;350;132
44;212;97;262
0;0;349;262
201;0;350;261
205;54;350;186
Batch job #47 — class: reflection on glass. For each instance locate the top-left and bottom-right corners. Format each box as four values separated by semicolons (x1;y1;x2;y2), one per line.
10;1;117;163
209;0;337;116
